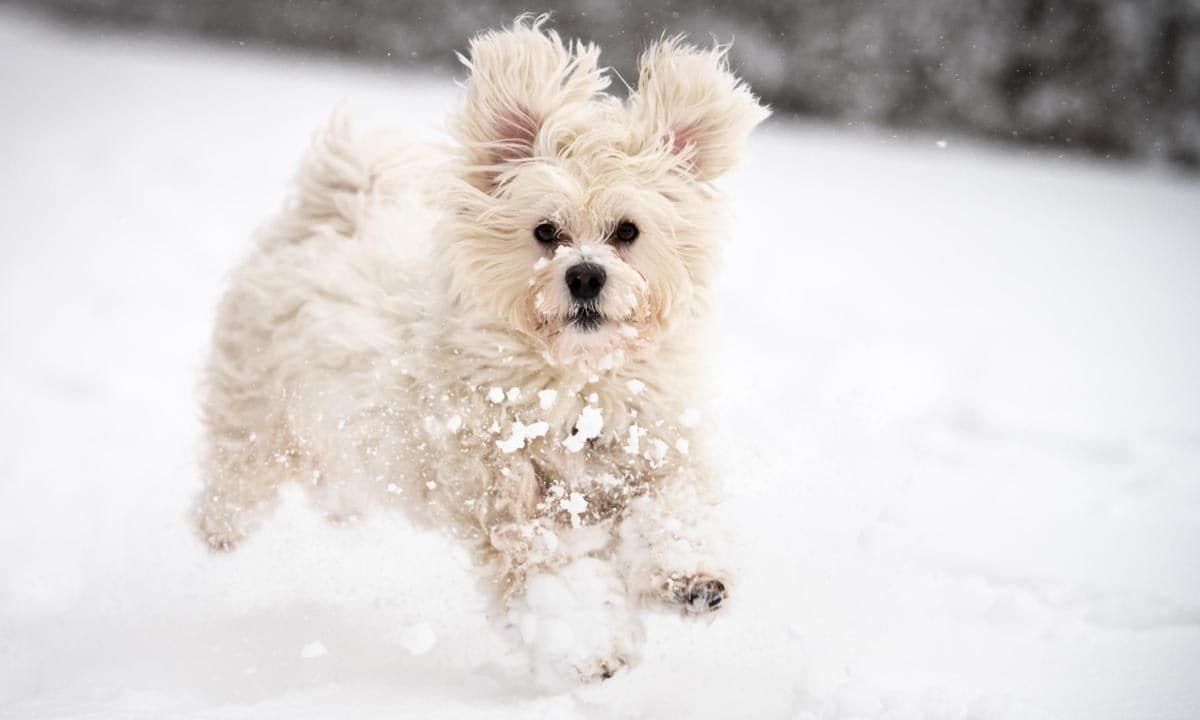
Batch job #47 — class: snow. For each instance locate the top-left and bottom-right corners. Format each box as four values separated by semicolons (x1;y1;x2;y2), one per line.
560;492;589;528
563;406;605;452
538;388;559;410
645;438;669;466
496;421;550;454
300;641;329;659
508;558;639;688
1;10;1199;720
525;422;550;440
495;433;525;455
398;623;438;656
623;425;643;455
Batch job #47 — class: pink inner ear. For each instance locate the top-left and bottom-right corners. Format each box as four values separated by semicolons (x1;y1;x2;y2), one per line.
492;105;539;162
669;122;701;156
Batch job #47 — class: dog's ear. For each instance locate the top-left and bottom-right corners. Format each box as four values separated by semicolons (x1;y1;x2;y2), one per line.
453;16;608;189
629;38;770;181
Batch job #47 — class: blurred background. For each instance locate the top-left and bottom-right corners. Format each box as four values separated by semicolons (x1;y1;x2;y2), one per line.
11;0;1200;168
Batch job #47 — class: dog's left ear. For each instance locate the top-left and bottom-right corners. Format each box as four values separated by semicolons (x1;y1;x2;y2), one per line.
453;16;609;189
629;38;770;181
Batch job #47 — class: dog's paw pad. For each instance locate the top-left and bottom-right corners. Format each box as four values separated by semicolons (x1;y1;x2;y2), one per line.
577;655;629;683
670;576;728;614
688;578;726;611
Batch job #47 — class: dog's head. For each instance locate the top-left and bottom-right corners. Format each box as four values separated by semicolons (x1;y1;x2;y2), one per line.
441;18;768;371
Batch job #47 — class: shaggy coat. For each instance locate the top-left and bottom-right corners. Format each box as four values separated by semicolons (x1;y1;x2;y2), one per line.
194;18;768;684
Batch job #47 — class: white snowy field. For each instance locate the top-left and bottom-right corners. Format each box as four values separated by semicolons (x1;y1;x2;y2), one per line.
2;9;1199;719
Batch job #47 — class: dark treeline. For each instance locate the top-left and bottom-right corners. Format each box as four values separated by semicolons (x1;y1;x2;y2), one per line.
20;0;1200;167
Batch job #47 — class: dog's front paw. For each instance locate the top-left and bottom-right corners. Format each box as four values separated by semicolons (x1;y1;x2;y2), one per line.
509;558;644;687
667;574;729;615
573;652;631;683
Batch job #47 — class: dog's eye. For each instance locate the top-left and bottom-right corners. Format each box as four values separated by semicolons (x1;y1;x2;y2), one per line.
613;221;639;244
533;222;558;245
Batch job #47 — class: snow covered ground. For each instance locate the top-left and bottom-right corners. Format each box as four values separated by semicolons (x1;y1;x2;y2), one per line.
2;10;1199;720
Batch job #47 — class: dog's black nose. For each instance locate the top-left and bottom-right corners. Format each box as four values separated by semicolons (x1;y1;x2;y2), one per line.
566;263;606;301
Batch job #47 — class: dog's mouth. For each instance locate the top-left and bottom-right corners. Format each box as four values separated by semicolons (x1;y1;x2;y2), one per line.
569;307;604;331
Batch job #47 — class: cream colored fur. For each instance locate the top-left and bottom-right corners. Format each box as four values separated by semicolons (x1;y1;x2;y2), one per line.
194;17;768;685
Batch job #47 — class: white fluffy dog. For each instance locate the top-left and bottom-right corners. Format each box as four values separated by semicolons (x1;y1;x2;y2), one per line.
194;18;768;684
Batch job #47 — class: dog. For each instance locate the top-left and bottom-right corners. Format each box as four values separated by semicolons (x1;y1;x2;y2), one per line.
193;17;768;685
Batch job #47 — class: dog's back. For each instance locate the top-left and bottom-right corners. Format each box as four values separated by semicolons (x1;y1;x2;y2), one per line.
194;114;442;549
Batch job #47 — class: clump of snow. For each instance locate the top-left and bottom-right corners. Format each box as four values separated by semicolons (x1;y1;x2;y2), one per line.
495;421;550;454
562;406;603;452
623;424;643;455
646;438;669;467
398;622;437;656
300;641;328;659
626;379;645;395
559;491;588;528
675;438;689;455
486;386;504;404
495;432;524;454
563;434;585;453
506;386;521;402
507;558;637;687
678;408;701;427
537;388;558;410
445;414;462;433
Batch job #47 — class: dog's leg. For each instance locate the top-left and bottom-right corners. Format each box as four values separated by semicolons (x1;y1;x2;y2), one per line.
192;430;291;552
433;455;644;685
497;539;645;687
195;258;300;552
295;406;405;526
616;466;733;616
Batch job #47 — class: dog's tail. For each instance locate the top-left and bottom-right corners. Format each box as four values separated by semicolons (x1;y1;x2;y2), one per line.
260;110;441;248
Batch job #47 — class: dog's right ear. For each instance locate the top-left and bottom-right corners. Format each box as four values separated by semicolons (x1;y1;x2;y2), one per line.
628;38;769;182
453;16;608;190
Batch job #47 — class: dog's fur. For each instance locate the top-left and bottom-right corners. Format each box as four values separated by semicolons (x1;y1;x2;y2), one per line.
194;18;768;684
